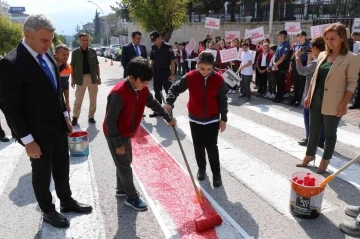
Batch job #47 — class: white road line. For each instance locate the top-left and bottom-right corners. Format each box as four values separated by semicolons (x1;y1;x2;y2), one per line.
245;104;360;148
39;153;106;239
176;117;336;221
227;112;360;190
141;123;252;239
0;141;25;198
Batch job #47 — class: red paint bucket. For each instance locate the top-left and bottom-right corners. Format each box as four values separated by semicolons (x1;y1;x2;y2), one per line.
289;172;326;219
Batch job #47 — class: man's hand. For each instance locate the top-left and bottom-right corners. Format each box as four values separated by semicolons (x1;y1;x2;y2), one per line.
163;103;172;113
25;141;42;159
219;121;226;132
169;75;175;83
97;78;102;85
66;103;71;114
65;118;73;134
71;79;76;89
116;146;125;155
168;118;177;127
295;48;302;58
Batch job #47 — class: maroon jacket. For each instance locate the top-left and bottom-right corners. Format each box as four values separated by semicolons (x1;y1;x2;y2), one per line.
257;52;273;69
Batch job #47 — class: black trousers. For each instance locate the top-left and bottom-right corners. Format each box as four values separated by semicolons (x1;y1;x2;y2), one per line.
275;62;289;100
354;77;360;105
258;66;268;94
30;129;72;213
0;102;15;137
153;70;172;104
291;61;306;103
189;121;220;175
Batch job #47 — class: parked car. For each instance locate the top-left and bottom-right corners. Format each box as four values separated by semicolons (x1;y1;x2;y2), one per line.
104;48;113;58
97;47;108;57
111;47;122;61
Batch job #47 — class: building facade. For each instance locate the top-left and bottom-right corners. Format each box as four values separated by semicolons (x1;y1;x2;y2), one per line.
0;0;10;17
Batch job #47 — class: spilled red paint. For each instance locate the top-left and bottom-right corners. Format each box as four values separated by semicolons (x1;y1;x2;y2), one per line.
132;126;220;239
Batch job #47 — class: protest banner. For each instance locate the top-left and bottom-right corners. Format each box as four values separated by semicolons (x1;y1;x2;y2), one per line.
205;17;220;30
310;23;339;38
220;47;238;63
222;69;242;88
225;31;241;42
353;18;360;33
185;39;196;55
245;27;265;42
285;22;301;35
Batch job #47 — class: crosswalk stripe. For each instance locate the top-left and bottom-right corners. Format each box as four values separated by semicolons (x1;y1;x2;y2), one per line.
175;116;336;221
244;104;360;148
226;112;360;190
39;153;106;238
134;125;250;239
0;141;25;198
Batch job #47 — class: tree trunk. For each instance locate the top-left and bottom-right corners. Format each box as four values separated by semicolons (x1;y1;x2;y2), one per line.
163;25;174;42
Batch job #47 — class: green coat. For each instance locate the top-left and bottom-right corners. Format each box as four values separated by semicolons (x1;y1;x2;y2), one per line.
70;47;99;85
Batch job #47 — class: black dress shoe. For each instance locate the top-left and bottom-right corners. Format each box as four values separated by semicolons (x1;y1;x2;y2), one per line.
43;210;70;228
60;199;93;214
213;174;222;187
1;136;10;142
298;139;308;146
272;97;283;103
293;102;300;107
197;169;206;181
88;118;96;124
149;112;159;118
72;117;78;126
318;142;325;149
349;104;360;109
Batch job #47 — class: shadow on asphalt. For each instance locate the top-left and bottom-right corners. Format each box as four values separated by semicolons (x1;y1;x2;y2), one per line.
114;199;141;239
9;173;37;207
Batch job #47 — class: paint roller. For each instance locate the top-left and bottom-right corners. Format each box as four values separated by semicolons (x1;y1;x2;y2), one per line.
319;154;360;188
161;93;223;232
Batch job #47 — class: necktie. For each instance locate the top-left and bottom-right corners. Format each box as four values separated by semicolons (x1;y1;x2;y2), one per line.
135;45;140;56
37;54;57;90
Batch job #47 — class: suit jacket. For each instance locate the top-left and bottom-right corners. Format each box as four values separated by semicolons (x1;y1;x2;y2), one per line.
308;51;360;116
121;42;147;78
0;42;67;145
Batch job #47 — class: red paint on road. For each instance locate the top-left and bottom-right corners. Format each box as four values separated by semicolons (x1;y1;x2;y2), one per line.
132;126;220;239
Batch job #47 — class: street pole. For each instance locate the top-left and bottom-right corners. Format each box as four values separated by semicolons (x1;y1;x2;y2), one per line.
88;0;109;46
269;0;274;35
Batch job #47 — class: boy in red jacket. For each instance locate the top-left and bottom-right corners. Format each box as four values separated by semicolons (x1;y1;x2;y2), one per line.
103;57;176;211
164;51;228;187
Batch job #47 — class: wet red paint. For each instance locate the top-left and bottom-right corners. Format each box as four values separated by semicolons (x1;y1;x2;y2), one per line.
132;126;220;239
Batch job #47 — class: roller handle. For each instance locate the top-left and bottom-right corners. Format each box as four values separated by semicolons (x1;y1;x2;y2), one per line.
319;154;360;188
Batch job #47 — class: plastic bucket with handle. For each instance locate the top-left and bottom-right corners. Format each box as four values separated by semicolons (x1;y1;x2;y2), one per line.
289;172;326;219
68;131;89;157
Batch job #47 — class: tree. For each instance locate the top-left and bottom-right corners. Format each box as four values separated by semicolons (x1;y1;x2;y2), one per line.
111;0;190;42
93;10;101;44
110;1;131;21
0;15;23;55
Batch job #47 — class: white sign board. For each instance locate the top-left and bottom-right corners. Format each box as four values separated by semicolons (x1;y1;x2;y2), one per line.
353;18;360;33
185;39;196;55
245;27;265;43
225;31;241;42
222;69;242;88
205;17;220;30
285;22;301;35
310;23;340;38
220;47;238;63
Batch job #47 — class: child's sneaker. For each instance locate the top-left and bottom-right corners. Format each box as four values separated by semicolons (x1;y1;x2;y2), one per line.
115;190;127;197
125;197;148;211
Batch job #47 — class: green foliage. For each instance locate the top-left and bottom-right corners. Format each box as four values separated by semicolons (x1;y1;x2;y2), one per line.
93;10;101;44
111;1;131;21
52;32;66;49
0;15;23;55
112;0;190;42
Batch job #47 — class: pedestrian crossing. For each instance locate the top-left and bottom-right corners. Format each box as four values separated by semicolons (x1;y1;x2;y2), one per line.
0;103;359;238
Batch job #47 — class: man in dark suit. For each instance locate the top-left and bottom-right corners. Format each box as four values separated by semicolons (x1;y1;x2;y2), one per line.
121;30;147;78
0;14;92;229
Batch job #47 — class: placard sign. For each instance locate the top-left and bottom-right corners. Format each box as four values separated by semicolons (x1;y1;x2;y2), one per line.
185;39;196;55
245;27;265;42
285;22;301;35
220;47;238;63
222;69;242;88
353;18;360;33
225;31;240;42
310;23;339;38
205;17;220;30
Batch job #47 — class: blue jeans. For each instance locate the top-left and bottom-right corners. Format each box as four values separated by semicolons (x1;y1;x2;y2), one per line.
303;107;325;142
